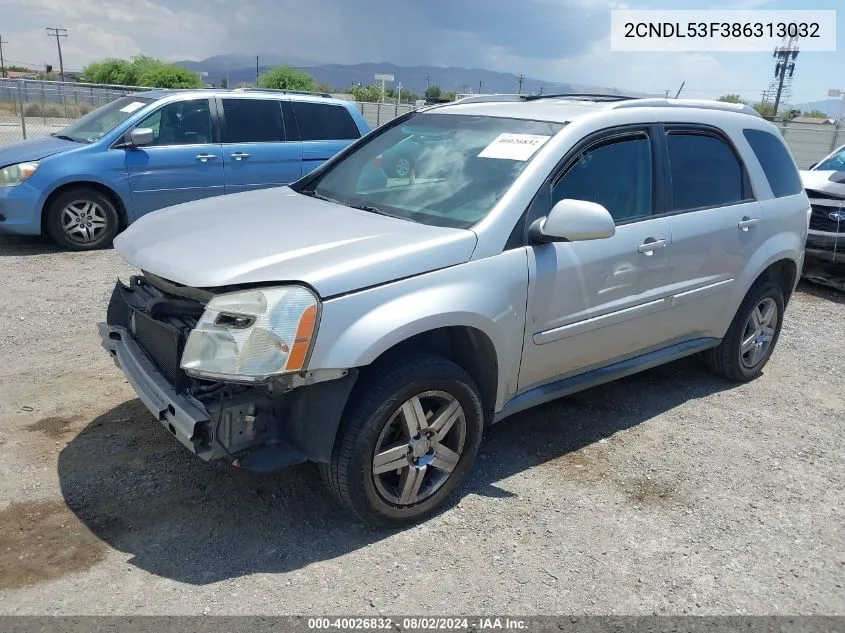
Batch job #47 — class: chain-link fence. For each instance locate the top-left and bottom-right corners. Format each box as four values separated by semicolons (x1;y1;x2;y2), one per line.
773;119;845;169
0;78;416;145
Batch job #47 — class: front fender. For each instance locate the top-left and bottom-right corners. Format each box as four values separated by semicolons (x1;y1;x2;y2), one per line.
308;249;529;411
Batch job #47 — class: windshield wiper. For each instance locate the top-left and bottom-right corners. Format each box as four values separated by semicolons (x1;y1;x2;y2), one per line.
51;133;82;143
348;203;397;218
299;189;341;204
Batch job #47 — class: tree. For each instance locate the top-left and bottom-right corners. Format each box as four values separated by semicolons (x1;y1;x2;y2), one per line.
257;66;316;91
316;82;334;94
425;85;442;101
81;58;132;85
718;94;744;104
753;102;775;118
349;83;385;102
442;91;457;101
801;109;829;119
220;77;228;89
137;65;202;88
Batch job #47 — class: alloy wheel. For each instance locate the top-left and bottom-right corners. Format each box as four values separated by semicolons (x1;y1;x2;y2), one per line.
740;297;778;368
371;390;466;506
394;157;411;178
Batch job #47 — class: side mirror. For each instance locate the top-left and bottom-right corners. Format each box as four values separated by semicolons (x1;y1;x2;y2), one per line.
809;162;818;170
529;199;616;243
128;127;154;148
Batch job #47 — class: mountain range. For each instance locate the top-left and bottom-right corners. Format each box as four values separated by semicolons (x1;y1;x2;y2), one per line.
174;55;639;97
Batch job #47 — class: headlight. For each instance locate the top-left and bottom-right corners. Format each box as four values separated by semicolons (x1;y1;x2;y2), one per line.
181;286;319;383
0;161;40;187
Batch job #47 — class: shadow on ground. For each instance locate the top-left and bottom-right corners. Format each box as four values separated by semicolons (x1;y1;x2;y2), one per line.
796;279;845;305
0;235;65;256
55;356;736;585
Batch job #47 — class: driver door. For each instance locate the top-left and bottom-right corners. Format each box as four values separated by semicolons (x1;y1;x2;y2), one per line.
125;98;224;218
518;126;675;391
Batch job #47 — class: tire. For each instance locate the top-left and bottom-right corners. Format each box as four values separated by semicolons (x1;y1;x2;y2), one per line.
391;155;414;178
704;280;785;382
45;187;120;251
320;354;484;527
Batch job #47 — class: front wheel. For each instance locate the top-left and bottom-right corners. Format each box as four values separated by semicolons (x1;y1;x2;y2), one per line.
320;354;484;527
45;188;120;251
704;280;785;381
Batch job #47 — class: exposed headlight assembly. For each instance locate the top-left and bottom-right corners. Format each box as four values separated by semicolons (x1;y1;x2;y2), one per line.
0;161;39;187
181;286;319;383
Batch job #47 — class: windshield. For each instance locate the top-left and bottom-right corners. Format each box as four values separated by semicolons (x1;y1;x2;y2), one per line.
295;113;564;229
56;96;155;143
816;145;845;172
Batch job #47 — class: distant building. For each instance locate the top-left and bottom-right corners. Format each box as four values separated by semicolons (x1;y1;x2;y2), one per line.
792;116;836;124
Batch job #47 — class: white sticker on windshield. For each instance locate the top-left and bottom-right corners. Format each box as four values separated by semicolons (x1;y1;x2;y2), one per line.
119;101;146;113
478;133;551;161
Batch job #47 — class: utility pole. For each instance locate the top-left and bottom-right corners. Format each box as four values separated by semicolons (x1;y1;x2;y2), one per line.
478;80;483;94
674;81;685;99
45;27;67;81
517;73;524;94
772;37;798;120
425;75;431;89
255;56;259;84
0;35;7;78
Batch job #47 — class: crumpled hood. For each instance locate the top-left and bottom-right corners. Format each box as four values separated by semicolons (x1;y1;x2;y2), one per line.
801;169;845;199
114;187;478;297
0;136;79;167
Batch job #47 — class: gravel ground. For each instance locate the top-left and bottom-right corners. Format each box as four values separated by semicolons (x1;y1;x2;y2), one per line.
0;234;843;615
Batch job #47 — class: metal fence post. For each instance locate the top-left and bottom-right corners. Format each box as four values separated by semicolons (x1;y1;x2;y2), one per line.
376;105;381;127
17;80;26;140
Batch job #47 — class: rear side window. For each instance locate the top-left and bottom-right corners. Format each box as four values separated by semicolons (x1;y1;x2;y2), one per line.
666;132;744;211
222;99;284;143
742;128;803;197
292;102;360;141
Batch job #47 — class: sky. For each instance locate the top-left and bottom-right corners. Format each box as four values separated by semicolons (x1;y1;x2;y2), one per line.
1;0;842;105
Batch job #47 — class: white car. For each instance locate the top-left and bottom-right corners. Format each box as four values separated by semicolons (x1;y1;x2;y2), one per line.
800;144;845;289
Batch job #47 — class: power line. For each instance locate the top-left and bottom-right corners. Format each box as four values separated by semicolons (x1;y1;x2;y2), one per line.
0;35;7;78
45;27;67;81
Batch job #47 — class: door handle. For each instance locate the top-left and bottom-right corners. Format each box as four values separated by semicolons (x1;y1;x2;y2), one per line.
738;216;759;231
195;153;218;162
230;152;250;161
637;238;667;255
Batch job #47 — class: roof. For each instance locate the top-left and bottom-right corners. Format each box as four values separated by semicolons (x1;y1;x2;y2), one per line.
791;117;835;124
132;87;343;104
428;94;762;124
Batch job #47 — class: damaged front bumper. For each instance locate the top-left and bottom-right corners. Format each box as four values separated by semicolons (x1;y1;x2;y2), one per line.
99;277;357;470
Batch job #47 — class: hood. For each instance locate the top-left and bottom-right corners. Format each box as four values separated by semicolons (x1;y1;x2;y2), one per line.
800;169;845;199
114;187;478;297
0;136;80;166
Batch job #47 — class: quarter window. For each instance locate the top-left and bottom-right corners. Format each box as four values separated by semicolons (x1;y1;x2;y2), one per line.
222;99;285;143
552;135;653;223
135;99;213;146
292;102;360;141
666;132;744;211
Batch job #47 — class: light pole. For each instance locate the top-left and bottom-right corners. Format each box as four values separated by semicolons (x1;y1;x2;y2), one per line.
828;88;845;123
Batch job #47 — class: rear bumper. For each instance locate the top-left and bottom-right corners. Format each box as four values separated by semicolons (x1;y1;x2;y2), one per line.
0;182;43;235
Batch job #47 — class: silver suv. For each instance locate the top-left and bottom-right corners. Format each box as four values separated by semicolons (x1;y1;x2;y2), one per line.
100;94;809;526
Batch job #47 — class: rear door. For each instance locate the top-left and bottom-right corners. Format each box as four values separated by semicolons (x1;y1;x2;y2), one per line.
289;101;362;175
658;126;759;342
125;97;224;218
219;97;303;193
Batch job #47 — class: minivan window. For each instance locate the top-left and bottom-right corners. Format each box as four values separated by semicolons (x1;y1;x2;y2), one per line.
292;102;360;141
295;112;563;229
553;135;652;223
136;99;213;147
667;132;744;211
56;96;154;143
222;99;285;143
742;129;803;197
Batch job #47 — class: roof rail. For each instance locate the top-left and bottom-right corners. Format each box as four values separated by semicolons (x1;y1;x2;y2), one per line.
610;98;761;117
450;92;640;105
230;87;333;98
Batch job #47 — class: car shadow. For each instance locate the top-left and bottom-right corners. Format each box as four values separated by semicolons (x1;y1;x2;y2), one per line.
796;278;845;304
57;356;737;585
0;234;64;256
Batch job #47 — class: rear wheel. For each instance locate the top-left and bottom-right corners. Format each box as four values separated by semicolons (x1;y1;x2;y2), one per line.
45;187;119;251
704;280;785;381
320;354;484;527
391;155;413;178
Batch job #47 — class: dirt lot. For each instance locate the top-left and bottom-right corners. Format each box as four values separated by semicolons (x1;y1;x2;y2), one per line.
0;234;843;615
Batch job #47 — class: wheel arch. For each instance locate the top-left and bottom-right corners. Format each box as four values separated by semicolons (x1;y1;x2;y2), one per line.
41;181;129;235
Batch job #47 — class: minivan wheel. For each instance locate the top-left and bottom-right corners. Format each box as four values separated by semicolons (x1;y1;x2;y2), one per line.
45;188;119;251
392;156;413;178
320;354;484;527
704;280;785;382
